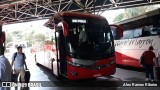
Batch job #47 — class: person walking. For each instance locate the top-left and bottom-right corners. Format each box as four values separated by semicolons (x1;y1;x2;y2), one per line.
11;46;28;83
0;45;11;90
142;46;157;81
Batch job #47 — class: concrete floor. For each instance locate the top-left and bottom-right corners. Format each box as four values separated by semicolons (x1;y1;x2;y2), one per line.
3;53;160;90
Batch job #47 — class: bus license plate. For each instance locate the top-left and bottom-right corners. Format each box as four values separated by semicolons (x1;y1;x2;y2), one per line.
93;74;101;77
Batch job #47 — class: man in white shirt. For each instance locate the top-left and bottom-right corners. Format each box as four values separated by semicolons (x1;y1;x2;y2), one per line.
0;46;11;90
11;46;28;83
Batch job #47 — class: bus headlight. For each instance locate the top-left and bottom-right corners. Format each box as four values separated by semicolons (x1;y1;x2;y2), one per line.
73;63;81;67
68;61;82;67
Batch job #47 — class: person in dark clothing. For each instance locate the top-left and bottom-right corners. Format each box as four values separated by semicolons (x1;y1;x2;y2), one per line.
0;46;11;90
142;46;157;81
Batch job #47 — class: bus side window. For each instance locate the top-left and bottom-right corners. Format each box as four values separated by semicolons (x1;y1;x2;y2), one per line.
111;27;120;40
133;28;142;38
122;30;133;39
151;27;160;35
142;27;151;37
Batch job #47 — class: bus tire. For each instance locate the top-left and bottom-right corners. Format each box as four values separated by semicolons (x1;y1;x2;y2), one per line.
56;75;63;80
55;68;62;79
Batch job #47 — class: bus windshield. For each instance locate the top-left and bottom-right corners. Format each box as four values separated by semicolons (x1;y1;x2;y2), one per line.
64;17;114;60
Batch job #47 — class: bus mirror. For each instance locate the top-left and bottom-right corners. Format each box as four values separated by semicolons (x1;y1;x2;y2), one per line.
110;25;123;38
62;21;69;36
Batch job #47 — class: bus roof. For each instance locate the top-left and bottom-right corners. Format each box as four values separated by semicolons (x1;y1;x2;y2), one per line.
45;12;106;29
114;8;160;25
53;12;105;19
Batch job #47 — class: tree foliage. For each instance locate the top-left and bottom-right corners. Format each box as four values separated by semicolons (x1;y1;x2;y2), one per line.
113;5;157;23
6;32;13;44
113;13;125;23
25;31;35;47
12;30;24;40
33;33;46;45
5;30;46;47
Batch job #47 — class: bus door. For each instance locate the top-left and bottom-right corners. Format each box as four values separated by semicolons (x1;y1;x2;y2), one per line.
55;29;67;75
110;25;123;64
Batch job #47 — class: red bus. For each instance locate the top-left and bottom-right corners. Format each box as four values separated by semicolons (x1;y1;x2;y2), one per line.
112;8;160;68
35;12;123;80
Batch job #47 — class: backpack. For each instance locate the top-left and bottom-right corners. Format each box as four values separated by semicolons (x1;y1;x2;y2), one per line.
14;52;25;61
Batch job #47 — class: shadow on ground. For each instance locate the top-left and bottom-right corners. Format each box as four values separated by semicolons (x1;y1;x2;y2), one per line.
37;63;122;87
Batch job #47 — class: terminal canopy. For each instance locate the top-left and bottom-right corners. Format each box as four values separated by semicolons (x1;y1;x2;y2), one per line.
0;0;160;24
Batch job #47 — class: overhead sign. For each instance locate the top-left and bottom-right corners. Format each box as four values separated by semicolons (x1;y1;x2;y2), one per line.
72;19;87;23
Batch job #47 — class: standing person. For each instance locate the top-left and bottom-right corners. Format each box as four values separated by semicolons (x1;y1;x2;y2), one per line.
142;46;157;81
157;49;160;66
155;48;160;80
11;46;28;83
0;46;11;90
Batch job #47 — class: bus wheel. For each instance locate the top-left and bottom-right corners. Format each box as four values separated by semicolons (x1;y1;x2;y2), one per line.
55;68;62;79
56;75;61;79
